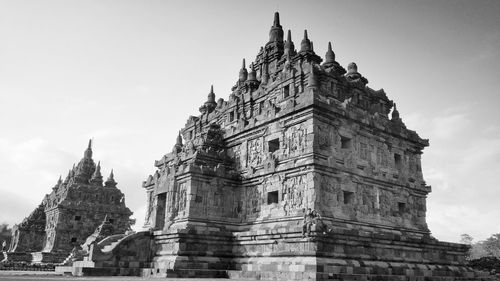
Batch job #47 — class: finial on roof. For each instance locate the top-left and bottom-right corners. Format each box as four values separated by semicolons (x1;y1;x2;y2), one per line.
84;139;93;159
268;12;284;43
176;132;183;146
273;11;280;26
207;85;215;103
300;30;311;52
285;29;295;56
346;62;368;84
325;42;336;64
105;169;117;188
90;161;103;186
239;58;248;82
261;63;269;84
248;63;257;82
392;103;400;120
348;62;358;73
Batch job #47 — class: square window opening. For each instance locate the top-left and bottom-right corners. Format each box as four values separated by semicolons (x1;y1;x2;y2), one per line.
108;218;114;223
394;153;402;169
340;136;351;149
343;191;354;204
283;85;290;98
70;237;77;243
267;191;279;205
74;216;81;221
398;202;406;213
268;138;280;153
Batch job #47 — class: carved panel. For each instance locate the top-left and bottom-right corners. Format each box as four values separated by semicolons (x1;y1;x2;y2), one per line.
281;174;307;213
177;183;187;213
283;124;308;157
316;124;337;151
247;138;263;168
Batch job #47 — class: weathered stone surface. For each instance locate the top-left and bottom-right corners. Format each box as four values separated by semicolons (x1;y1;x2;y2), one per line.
7;141;132;263
78;12;488;280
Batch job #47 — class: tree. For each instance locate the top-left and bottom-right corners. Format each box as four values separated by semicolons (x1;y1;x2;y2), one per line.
483;233;500;258
460;233;474;245
0;223;12;250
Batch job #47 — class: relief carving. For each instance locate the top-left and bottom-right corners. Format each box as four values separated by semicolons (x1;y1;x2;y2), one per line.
283;124;307;157
247;138;263;168
281;174;307;212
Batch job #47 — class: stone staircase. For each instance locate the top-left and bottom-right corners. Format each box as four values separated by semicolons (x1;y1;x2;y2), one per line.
97;234;126;253
58;252;74;266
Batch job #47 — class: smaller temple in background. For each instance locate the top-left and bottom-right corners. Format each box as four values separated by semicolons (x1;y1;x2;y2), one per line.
6;140;133;263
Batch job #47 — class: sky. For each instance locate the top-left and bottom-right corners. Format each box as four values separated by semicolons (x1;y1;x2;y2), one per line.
0;0;499;243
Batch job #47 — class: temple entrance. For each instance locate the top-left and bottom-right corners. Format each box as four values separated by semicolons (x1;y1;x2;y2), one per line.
155;193;166;230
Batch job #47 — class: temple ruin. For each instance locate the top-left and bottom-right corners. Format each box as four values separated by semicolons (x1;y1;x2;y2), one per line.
6;141;133;263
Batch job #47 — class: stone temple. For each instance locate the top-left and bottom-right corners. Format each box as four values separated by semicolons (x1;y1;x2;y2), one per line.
54;12;485;280
6;140;132;263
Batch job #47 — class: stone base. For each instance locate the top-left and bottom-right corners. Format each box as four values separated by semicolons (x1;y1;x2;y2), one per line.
71;221;496;280
3;251;66;264
31;252;66;264
142;220;493;281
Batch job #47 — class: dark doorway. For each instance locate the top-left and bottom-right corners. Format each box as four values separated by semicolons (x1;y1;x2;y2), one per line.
155;193;167;230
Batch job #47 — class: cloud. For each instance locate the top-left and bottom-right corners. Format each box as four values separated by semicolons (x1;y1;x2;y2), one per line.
0;137;77;225
430;113;471;139
405;105;500;242
131;204;147;231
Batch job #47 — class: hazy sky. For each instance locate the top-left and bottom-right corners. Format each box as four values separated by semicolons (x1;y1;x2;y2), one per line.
0;0;499;243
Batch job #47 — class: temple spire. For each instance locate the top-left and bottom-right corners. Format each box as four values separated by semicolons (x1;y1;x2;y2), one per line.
239;58;248;82
84;139;93;159
176;132;183;146
273;11;280;26
284;30;295;56
392;103;400;120
268;12;284;43
90;161;103;186
300;30;312;52
325;42;335;64
346;62;368;84
208;85;215;101
247;63;257;82
105;169;117;188
205;84;216;113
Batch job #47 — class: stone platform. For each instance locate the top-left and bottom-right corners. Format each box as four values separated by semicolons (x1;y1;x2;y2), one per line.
134;220;492;281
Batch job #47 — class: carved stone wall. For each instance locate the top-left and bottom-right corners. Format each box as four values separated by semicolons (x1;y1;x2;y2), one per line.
129;12;473;281
9;143;132;259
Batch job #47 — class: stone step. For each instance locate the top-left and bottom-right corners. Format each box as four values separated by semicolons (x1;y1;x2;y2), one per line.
81;266;143;276
227;270;488;281
165;268;229;278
